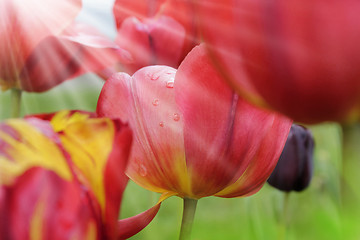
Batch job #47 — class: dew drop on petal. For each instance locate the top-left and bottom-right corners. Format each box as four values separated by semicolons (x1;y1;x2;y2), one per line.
173;113;180;121
152;99;159;106
139;164;147;177
166;81;174;88
151;75;160;81
159;122;164;127
147;73;159;81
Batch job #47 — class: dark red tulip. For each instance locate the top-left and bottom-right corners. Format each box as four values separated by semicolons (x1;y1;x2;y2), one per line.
196;0;360;123
267;124;314;192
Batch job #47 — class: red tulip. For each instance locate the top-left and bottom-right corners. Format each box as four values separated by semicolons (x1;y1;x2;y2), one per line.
0;0;128;92
20;23;132;92
115;15;186;74
97;44;292;199
196;0;360;123
113;0;199;74
0;110;160;239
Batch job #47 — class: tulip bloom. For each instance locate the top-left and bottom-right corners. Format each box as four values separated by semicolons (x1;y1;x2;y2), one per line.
268;124;314;192
0;0;128;92
97;44;292;200
196;0;360;123
0;110;160;239
113;0;198;74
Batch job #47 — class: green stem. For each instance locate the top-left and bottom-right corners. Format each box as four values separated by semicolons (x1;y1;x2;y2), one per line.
10;88;22;118
179;198;198;240
278;193;290;240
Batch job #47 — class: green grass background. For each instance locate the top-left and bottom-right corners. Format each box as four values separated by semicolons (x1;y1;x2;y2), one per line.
1;75;360;239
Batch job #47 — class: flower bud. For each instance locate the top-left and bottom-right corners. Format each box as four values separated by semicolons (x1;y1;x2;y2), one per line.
267;124;314;192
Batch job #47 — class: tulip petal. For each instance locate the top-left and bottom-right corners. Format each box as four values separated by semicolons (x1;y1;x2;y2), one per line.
48;112;114;210
175;44;292;198
103;123;132;239
0;0;81;87
3;168;99;240
159;0;199;55
0;187;6;238
0;117;100;240
96;72;133;122
117;192;174;239
113;0;165;29
195;0;265;106
214;117;292;198
97;66;191;197
36;110;132;223
115;16;186;73
29;110;96;132
145;16;186;68
115;17;153;74
0;119;72;185
46;110;133;239
197;0;360;123
20;22;131;92
117;203;160;240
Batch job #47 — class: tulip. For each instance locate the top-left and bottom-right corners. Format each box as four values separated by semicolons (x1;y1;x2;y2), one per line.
268;124;314;192
196;0;360;123
97;44;292;237
0;0;128;92
113;0;199;74
0;110;160;239
20;22;132;92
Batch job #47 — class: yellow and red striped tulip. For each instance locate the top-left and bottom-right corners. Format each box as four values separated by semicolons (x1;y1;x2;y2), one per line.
0;110;159;239
97;44;292;200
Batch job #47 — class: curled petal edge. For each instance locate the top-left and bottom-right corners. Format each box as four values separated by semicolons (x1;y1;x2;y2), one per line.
117;192;175;239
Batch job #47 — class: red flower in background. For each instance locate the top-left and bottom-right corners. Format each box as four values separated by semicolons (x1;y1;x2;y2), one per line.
97;44;292;200
0;111;160;239
113;0;199;74
196;0;360;123
0;0;129;92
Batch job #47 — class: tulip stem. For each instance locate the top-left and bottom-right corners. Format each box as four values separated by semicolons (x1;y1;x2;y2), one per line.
179;198;198;240
279;193;290;240
10;88;22;118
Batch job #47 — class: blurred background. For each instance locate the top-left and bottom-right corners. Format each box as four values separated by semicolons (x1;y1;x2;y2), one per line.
1;1;360;239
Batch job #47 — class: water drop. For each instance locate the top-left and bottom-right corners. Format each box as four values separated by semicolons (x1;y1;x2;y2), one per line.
139;164;147;177
159;122;164;127
173;113;180;121
166;81;174;88
151;75;159;81
152;99;159;106
147;73;159;81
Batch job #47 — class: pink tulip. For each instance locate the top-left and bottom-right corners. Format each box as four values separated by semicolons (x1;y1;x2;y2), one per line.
97;44;292;199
